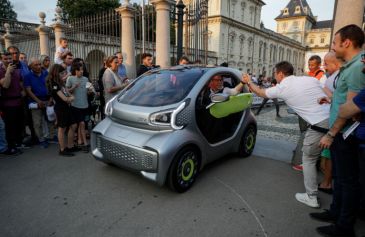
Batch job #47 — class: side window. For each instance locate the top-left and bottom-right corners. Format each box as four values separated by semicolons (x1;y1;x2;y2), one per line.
195;73;245;144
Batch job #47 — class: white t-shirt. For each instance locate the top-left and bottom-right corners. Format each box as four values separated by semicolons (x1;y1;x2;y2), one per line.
324;70;339;93
54;46;69;65
265;75;330;125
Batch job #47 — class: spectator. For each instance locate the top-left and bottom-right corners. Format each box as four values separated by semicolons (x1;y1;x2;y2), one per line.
62;52;73;74
24;58;53;148
242;61;330;209
0;112;19;156
255;77;281;117
47;64;78;156
0;52;25;153
337;81;365;221
315;24;365;237
115;52;128;79
97;58;107;120
40;55;51;72
307;55;325;80
19;53;28;64
317;51;342;195
7;46;35;147
220;62;228;67
72;58;89;78
7;46;30;78
54;37;70;65
178;56;190;65
103;56;128;103
66;62;91;153
137;53;154;77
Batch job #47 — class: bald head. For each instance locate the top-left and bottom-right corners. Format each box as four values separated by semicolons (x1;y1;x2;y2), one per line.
323;51;341;75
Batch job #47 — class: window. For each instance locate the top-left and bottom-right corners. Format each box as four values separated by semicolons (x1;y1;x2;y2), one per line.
283;8;289;15
310;38;314;44
295;6;301;13
320;38;325;44
118;68;206;107
282;22;288;30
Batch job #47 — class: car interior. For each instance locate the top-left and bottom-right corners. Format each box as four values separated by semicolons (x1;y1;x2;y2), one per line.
195;73;245;144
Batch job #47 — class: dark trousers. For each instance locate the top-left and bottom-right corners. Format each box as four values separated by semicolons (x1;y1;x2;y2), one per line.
330;134;360;231
360;146;365;212
256;98;280;115
2;106;24;149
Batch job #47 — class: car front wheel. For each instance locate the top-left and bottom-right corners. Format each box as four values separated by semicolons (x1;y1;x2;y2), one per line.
167;147;200;193
239;125;257;158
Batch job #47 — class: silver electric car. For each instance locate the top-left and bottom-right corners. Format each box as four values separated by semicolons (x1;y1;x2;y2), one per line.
91;65;257;192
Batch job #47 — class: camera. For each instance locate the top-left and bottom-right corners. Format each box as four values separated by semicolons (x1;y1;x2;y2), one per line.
10;62;21;69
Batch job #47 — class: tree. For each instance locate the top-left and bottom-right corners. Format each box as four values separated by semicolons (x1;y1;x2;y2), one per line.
56;0;120;20
0;0;17;20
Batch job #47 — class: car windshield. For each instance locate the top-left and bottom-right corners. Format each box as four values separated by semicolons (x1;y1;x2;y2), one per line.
118;68;206;107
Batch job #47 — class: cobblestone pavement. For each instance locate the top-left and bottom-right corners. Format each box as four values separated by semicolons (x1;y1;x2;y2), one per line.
252;104;301;143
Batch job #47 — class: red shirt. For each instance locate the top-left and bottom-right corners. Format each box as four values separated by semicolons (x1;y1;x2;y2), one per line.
308;69;324;80
0;66;23;107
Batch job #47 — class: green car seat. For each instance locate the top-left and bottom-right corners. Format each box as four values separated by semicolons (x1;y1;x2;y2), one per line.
209;93;253;119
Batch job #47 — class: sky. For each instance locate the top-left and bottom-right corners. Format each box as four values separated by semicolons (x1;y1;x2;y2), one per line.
10;0;335;31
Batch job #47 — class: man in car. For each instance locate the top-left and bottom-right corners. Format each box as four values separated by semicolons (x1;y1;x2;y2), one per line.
197;75;246;143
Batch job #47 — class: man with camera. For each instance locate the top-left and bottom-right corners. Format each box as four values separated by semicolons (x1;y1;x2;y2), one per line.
0;51;25;154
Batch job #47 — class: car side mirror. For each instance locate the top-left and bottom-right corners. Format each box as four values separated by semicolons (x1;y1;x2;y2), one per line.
210;93;229;103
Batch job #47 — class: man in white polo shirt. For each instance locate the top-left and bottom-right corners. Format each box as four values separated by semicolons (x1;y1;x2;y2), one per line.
242;61;330;208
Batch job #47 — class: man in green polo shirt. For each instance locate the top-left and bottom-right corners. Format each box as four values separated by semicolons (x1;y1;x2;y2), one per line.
311;24;365;237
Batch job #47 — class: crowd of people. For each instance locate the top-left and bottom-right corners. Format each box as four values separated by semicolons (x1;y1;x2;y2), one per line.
0;22;364;236
242;24;364;237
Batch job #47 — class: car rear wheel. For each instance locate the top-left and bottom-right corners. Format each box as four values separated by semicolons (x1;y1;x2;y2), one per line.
238;125;257;158
167;147;200;193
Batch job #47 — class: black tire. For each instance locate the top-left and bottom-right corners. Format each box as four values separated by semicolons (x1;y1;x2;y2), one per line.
167;147;200;193
238;125;257;158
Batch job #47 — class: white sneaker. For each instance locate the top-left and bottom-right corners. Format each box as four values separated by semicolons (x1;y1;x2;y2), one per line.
295;193;320;208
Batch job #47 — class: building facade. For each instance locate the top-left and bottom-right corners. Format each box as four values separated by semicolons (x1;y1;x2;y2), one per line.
189;0;307;76
275;0;333;72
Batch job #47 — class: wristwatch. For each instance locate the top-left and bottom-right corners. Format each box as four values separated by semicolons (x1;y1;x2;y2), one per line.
326;131;335;139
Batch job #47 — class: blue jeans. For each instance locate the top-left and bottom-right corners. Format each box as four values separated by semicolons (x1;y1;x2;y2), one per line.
329;134;360;231
0;116;8;152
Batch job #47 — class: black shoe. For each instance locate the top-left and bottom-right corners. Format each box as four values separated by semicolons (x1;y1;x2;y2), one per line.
59;149;75;157
0;148;21;157
316;224;355;237
67;146;81;153
276;114;282;118
310;210;337;223
318;184;333;195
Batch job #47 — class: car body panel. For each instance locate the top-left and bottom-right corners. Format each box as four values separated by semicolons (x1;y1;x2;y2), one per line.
91;66;257;186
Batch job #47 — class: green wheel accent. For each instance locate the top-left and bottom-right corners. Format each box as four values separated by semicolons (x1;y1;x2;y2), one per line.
181;158;195;181
246;133;254;150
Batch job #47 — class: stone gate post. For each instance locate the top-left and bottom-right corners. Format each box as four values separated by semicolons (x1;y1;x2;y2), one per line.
151;0;174;68
116;1;137;79
332;0;365;37
51;7;66;49
3;23;13;49
36;12;50;56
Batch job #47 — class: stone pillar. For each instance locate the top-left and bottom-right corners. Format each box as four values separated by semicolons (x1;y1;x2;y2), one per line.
116;0;136;79
151;0;174;68
332;0;365;37
51;7;65;48
3;23;13;49
36;12;50;56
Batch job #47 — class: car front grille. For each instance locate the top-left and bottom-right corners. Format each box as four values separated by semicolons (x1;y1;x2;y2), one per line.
96;136;158;172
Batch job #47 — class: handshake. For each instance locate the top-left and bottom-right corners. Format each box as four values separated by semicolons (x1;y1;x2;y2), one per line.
241;74;252;85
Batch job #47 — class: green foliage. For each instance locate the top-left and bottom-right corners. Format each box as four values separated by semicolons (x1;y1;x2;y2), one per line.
0;0;17;20
56;0;120;20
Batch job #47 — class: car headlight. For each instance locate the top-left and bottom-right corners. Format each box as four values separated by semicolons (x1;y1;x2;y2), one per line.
104;97;116;117
150;110;173;126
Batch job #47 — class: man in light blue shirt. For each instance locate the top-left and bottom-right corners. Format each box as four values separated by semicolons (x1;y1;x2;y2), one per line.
115;52;128;80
